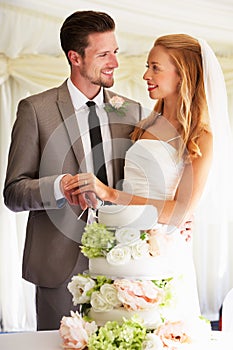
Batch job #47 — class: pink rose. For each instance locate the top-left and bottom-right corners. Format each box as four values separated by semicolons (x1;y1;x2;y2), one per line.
114;279;162;311
109;95;125;109
59;311;97;349
155;320;191;348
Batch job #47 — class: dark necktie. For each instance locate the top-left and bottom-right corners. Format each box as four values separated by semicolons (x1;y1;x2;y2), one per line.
86;101;108;185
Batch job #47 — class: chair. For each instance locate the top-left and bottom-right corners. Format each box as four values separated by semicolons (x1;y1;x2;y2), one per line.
222;287;233;332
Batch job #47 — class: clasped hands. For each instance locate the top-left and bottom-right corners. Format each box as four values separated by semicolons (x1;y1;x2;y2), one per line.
60;173;107;210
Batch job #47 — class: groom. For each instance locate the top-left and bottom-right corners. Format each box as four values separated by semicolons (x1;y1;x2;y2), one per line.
3;10;142;330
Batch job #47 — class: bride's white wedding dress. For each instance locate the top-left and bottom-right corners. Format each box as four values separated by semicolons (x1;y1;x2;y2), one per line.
123;137;201;318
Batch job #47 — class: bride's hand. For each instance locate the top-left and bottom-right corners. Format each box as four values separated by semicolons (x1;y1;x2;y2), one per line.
64;173;112;202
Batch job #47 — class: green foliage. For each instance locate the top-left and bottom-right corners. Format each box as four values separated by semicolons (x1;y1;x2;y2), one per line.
88;317;147;350
81;223;116;258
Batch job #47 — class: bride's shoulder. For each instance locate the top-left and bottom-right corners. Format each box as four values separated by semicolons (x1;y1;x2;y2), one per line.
199;129;213;145
198;130;213;156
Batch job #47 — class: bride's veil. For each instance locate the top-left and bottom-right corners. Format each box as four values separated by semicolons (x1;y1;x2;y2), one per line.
194;38;233;315
198;38;233;221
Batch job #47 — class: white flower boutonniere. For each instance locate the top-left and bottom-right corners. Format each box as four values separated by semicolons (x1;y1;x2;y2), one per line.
104;95;128;116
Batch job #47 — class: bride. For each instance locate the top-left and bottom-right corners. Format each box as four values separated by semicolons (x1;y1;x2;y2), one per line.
64;34;230;316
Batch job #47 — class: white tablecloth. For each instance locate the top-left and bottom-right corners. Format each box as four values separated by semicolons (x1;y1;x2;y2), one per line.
0;330;231;349
0;330;61;350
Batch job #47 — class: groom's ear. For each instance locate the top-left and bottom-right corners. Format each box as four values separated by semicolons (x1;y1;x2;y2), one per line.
68;50;82;66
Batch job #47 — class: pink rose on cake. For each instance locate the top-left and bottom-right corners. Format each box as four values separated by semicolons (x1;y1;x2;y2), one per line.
114;279;163;311
154;320;192;348
59;311;97;350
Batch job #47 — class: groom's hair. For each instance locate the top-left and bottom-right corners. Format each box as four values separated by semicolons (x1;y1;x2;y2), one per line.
60;10;115;61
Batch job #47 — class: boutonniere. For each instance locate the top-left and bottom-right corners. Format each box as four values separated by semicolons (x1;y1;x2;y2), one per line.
104;95;128;116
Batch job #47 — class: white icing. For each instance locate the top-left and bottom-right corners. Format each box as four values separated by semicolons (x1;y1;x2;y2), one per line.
98;205;158;229
88;307;162;329
89;256;177;280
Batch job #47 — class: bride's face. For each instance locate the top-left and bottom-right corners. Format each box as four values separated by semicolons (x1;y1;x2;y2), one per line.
143;45;181;101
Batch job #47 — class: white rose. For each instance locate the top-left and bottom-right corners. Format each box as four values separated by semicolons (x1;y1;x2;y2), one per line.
142;334;163;350
115;227;140;244
131;240;150;260
100;284;122;308
90;291;113;312
67;275;96;305
106;245;131;265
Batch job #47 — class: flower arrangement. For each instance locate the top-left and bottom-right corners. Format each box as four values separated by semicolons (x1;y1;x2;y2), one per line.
80;223;174;263
60;313;157;350
67;274;172;314
59;312;211;350
80;223;150;264
104;95;128;116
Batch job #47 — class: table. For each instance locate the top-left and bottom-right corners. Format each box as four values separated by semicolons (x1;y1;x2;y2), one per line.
0;330;61;350
0;330;232;349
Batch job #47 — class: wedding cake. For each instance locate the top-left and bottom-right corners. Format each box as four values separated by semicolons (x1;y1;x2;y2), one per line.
59;205;211;350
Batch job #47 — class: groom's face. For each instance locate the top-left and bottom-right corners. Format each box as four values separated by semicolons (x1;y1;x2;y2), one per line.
80;31;119;88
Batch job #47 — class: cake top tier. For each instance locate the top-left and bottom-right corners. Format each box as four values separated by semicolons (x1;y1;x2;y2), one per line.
98;205;158;229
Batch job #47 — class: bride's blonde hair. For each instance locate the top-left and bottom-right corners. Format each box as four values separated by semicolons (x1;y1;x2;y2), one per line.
131;33;210;161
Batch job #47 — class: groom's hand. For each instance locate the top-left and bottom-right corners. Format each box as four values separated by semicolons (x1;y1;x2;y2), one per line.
60;174;99;209
60;174;82;205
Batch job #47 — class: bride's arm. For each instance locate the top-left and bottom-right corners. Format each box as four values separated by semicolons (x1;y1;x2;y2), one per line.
64;132;213;227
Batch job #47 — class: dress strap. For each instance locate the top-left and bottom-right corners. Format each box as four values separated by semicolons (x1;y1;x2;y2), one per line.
166;135;180;143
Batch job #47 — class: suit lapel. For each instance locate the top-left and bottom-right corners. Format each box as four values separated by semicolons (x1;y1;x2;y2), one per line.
104;90;120;185
56;81;87;172
103;90;134;187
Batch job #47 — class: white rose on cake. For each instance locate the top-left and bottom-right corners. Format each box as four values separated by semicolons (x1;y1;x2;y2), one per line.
100;284;122;308
142;333;163;350
106;245;131;265
90;291;114;312
131;240;150;259
68;275;96;305
115;227;141;243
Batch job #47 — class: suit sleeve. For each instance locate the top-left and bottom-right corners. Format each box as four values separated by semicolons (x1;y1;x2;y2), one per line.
3;99;60;212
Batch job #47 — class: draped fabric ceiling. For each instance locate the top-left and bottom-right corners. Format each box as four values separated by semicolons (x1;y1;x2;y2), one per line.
0;0;233;331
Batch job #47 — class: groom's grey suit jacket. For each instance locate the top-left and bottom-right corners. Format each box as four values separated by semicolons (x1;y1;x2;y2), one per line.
3;80;142;288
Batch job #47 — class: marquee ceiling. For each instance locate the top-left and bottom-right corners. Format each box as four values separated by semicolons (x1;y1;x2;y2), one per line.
1;0;233;58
